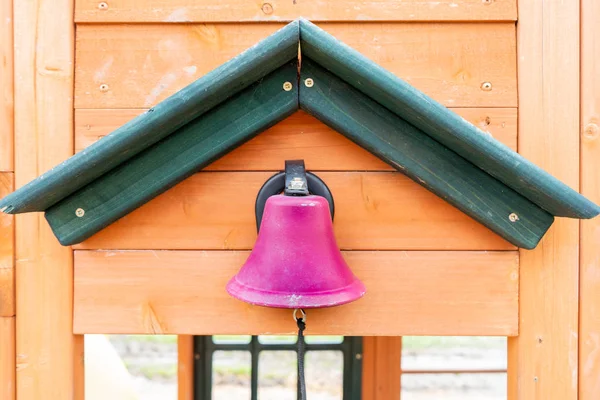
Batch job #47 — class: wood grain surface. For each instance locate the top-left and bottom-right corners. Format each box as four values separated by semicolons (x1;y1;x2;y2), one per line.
75;0;517;23
0;0;13;172
75;109;517;170
507;0;581;399
0;173;14;316
74;250;519;336
13;1;82;398
0;317;15;400
74;171;515;251
580;0;600;397
75;23;516;108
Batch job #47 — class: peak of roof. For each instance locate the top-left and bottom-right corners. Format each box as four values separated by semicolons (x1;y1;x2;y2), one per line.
1;19;598;248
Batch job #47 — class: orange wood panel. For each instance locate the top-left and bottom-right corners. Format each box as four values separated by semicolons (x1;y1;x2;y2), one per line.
75;171;515;251
508;0;580;399
75;0;517;23
0;317;15;400
73;250;519;336
362;337;401;400
75;23;516;109
362;337;375;400
74;108;517;171
580;0;600;397
178;336;194;400
0;0;13;171
13;1;82;399
0;173;14;316
74;335;85;399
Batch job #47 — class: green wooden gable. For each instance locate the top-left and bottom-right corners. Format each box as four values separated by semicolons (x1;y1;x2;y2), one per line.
1;19;598;249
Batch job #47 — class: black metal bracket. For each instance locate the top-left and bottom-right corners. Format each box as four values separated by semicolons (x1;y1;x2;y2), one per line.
254;160;335;232
284;160;309;196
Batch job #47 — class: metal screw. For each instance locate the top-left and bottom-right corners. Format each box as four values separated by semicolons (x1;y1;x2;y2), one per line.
99;83;109;92
304;78;314;88
509;213;519;222
194;353;200;360
98;2;108;10
482;0;494;4
75;208;85;217
355;353;362;360
261;3;273;14
481;82;493;91
534;376;538;382
283;81;293;91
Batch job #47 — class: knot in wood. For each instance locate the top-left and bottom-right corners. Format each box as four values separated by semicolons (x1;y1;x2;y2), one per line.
261;3;274;14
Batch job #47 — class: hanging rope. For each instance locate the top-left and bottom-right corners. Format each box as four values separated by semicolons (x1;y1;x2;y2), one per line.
295;309;307;400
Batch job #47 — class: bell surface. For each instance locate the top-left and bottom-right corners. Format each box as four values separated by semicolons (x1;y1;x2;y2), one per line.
226;195;366;308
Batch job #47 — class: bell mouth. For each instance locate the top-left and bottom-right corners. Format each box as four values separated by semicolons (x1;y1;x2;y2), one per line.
226;277;366;309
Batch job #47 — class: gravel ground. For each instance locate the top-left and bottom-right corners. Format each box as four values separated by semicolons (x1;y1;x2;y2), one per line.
101;335;507;400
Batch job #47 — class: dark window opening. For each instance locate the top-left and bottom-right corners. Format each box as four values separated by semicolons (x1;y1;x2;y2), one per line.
194;335;363;400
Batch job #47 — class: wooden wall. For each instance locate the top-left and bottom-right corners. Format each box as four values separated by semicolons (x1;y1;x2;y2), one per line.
71;9;520;335
70;2;520;399
0;0;14;398
1;0;598;399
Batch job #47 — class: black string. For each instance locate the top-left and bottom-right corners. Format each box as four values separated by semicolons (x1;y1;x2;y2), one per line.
297;313;307;400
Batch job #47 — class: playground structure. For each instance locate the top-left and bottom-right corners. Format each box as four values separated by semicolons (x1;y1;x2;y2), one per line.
0;1;599;399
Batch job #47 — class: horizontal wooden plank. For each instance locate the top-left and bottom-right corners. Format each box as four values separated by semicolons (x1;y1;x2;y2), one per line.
75;109;517;170
75;23;517;108
75;171;515;250
73;250;519;336
0;173;14;316
75;0;517;23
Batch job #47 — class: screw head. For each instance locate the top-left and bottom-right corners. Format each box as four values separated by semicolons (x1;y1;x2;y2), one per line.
261;3;273;14
99;83;109;92
98;2;108;10
283;81;293;91
509;213;519;222
481;81;493;91
355;353;362;360
482;0;494;4
304;78;314;88
75;208;85;217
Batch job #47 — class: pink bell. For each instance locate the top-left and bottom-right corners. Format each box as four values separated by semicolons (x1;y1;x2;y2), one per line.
226;173;366;308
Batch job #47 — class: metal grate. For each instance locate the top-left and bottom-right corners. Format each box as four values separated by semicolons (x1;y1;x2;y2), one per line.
194;335;363;400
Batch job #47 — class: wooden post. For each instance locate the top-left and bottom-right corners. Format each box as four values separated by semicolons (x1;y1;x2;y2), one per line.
13;1;83;399
178;336;195;400
0;173;14;400
508;0;580;399
1;0;15;398
0;173;14;317
1;0;13;172
580;0;600;397
362;337;401;400
0;317;15;400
